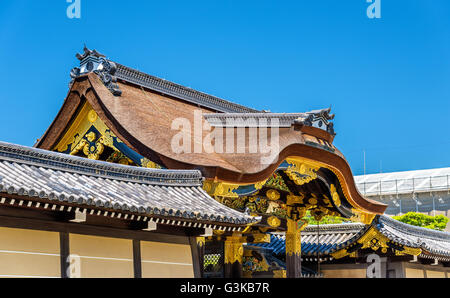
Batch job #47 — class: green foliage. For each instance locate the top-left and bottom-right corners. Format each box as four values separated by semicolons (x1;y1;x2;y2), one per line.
392;212;449;231
304;211;349;225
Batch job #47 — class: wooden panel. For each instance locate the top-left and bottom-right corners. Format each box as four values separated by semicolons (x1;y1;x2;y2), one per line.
426;270;446;278
69;234;133;278
322;269;366;278
0;227;60;278
141;240;193;278
405;268;425;278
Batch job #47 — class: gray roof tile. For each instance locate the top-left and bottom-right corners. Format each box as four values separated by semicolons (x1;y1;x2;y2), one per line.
0;141;257;227
254;216;450;259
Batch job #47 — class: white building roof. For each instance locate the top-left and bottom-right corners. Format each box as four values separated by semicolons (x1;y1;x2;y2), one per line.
355;167;450;196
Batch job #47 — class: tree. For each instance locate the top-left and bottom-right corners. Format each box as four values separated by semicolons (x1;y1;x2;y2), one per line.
304;211;349;225
392;212;449;231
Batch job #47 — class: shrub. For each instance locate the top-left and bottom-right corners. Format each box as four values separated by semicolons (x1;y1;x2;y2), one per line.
392;212;449;231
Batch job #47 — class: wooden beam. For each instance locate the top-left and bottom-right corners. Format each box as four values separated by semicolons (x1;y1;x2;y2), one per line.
143;221;157;231
0;203;207;239
0;212;193;245
201;228;213;237
70;210;86;223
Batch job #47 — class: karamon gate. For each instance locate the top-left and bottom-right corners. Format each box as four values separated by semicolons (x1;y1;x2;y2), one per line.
35;47;388;278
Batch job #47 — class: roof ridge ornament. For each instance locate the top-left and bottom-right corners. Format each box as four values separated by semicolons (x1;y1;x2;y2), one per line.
76;44;106;61
70;46;122;96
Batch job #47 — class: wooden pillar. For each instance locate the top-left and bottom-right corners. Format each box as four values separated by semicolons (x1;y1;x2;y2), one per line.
133;239;142;278
224;234;243;278
59;232;70;278
190;237;205;278
286;219;303;278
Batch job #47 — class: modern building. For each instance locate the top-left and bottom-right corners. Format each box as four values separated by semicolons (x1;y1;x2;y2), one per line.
355;168;450;231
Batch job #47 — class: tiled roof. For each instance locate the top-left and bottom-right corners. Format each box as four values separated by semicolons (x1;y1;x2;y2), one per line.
71;46;259;113
376;215;450;259
255;216;450;260
203;108;335;133
256;223;365;256
114;62;260;113
0;141;257;229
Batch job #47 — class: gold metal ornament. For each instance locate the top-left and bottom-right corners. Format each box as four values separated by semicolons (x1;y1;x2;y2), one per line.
267;216;281;228
87;110;98;123
266;189;281;201
196;237;206;247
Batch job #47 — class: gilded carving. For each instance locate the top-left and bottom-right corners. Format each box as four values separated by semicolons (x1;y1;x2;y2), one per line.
273;270;287;278
141;158;162;169
69;131;106;160
333;227;423;259
357;226;390;253
254;179;268;190
393;245;422;256
286;206;307;221
265;172;290;192
286;194;304;205
285;158;320;186
203;181;240;198
224;235;244;264
53;102;130;164
285;157;379;218
329;184;342;207
251;234;271;243
331;249;353;259
322;195;334;208
350;209;377;225
285;219;307;256
107;151;133;165
243;251;270;272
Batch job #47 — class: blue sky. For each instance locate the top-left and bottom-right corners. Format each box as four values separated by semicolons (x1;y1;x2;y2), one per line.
0;1;449;175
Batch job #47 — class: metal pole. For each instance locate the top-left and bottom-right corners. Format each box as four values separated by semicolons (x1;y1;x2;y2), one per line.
447;175;449;194
433;196;436;217
317;222;320;276
364;150;366;177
